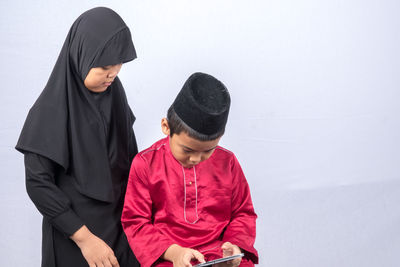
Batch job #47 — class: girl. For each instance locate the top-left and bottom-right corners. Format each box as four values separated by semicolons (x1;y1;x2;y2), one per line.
16;7;140;267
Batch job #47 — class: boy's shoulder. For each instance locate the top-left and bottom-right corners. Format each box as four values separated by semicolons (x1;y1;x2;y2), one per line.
134;137;239;168
211;145;238;164
214;145;234;155
137;137;168;159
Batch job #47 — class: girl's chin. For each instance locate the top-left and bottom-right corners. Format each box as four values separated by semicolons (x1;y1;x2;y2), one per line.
87;86;108;93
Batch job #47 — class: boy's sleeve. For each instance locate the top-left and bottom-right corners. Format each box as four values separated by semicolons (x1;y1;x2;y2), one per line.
222;155;259;264
122;154;175;267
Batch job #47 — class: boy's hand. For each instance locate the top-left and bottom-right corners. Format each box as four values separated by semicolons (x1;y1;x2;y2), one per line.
163;244;205;267
213;242;242;267
71;225;120;267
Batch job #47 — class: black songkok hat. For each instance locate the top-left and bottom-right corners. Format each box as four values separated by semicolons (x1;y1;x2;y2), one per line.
172;72;231;135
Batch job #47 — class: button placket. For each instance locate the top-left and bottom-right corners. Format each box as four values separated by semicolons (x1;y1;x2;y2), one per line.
182;166;199;224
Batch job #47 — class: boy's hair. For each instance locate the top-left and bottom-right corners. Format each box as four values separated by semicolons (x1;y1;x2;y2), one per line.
167;106;225;141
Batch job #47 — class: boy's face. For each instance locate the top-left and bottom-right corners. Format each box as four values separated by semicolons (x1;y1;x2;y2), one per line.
161;118;221;168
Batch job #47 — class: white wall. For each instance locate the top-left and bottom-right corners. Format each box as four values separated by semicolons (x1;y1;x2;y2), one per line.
1;0;399;266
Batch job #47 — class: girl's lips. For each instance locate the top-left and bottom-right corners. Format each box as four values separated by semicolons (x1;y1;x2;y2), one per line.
104;82;112;86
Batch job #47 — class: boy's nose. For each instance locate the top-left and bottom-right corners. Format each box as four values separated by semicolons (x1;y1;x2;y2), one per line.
189;154;201;164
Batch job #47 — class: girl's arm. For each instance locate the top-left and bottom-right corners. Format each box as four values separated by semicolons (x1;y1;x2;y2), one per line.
25;152;119;267
24;152;83;236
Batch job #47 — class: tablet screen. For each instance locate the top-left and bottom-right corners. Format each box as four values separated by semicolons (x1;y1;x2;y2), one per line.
193;253;244;267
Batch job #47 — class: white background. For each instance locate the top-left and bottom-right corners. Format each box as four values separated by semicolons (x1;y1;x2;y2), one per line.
1;0;399;266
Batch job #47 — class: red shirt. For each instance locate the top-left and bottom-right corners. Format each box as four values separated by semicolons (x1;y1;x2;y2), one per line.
122;137;258;267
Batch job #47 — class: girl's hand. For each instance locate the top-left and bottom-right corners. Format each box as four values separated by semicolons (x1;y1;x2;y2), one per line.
71;225;119;267
213;242;242;267
163;244;205;267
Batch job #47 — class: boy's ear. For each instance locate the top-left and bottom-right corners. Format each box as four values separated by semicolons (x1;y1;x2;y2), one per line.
161;118;170;136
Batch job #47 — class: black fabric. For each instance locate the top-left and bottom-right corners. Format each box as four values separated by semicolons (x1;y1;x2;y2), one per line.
25;153;139;267
16;7;137;202
25;153;84;237
172;72;231;135
16;7;140;267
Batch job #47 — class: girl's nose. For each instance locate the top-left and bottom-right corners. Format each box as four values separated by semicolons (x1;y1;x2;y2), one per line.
108;71;117;79
108;64;122;79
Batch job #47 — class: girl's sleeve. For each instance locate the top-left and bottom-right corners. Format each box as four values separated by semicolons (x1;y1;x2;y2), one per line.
222;155;259;264
121;155;175;267
24;152;84;237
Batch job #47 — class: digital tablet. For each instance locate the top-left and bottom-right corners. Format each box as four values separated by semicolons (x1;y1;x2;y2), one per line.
193;253;244;267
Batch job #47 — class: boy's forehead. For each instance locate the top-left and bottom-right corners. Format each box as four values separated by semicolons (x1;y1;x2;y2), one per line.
173;132;220;151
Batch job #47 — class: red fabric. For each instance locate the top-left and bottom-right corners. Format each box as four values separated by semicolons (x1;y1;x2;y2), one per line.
122;137;258;267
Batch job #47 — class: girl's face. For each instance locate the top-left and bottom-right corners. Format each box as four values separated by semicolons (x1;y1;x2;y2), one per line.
84;63;122;92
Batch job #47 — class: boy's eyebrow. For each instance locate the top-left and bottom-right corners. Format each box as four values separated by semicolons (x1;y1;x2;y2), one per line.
181;144;218;152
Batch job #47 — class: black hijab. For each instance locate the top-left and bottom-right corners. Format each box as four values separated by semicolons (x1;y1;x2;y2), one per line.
16;7;137;202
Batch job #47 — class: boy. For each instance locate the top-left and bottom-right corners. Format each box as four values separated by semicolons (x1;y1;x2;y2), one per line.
122;72;258;267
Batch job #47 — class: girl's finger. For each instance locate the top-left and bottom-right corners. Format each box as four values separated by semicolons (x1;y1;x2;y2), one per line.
103;258;112;267
109;255;120;267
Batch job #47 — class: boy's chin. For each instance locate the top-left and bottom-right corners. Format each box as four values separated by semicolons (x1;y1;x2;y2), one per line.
182;164;194;169
181;163;197;169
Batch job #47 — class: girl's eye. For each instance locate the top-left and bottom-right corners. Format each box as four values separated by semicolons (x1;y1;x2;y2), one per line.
101;66;111;70
183;149;192;154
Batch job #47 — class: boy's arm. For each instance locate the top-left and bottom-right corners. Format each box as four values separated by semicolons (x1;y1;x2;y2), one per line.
121;155;176;267
222;155;259;264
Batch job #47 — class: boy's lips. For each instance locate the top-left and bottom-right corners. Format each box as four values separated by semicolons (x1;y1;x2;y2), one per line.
183;163;199;169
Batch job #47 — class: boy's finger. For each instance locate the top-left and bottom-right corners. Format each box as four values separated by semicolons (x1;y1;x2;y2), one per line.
182;251;194;266
221;241;232;249
192;250;206;263
227;256;242;267
222;248;234;257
